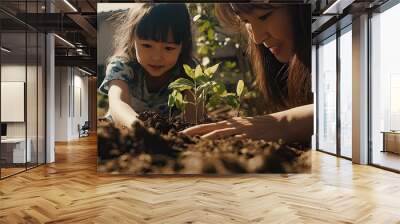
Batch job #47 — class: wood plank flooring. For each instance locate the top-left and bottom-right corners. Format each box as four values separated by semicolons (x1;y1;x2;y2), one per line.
1;134;400;223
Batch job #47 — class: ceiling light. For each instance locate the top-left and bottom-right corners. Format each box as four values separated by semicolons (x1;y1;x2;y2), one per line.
1;47;11;53
322;0;355;15
54;34;75;48
63;0;78;12
78;67;92;76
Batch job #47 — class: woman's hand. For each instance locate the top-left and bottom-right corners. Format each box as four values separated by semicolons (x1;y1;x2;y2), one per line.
181;104;313;143
181;115;287;141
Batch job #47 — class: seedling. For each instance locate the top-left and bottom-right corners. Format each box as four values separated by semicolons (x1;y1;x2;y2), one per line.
236;80;245;116
168;63;221;124
220;79;245;116
168;64;246;123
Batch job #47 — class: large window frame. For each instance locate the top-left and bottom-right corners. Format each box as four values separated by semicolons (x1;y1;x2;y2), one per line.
315;22;353;160
368;0;400;173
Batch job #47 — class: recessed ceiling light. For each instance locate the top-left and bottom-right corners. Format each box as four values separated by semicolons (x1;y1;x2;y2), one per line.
1;47;11;53
78;67;92;76
63;0;78;12
54;34;75;48
322;0;354;15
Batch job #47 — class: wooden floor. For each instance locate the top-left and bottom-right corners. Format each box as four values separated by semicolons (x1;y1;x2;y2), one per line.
1;135;400;224
373;151;400;171
1;167;26;178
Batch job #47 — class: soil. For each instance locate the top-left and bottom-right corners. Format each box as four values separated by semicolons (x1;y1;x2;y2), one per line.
97;111;311;174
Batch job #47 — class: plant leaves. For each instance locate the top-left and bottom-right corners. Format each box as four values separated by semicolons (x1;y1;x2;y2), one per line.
220;92;235;97
204;63;220;77
168;93;175;107
194;65;203;78
207;95;221;108
183;64;195;79
175;91;184;110
236;79;244;97
195;75;209;87
224;61;236;69
212;81;226;95
225;95;239;109
193;14;201;22
168;78;194;91
207;28;215;40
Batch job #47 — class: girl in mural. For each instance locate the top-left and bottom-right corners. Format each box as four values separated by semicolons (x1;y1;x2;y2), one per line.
99;3;196;129
183;3;314;144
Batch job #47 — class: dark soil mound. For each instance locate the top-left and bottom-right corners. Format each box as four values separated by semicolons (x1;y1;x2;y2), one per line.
97;112;310;174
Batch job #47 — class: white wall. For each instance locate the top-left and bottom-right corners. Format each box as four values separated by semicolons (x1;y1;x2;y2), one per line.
1;65;26;139
55;66;68;141
54;67;89;141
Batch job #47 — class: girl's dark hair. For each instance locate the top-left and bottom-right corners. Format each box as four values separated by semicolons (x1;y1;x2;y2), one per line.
215;4;312;112
112;3;193;65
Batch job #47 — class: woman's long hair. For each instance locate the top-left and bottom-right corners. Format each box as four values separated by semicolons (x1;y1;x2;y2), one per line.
109;3;193;66
215;4;312;112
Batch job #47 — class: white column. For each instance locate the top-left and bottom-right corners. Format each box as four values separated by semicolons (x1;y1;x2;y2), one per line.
46;1;55;163
352;14;369;164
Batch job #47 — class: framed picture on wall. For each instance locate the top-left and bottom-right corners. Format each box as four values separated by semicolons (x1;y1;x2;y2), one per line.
96;2;313;175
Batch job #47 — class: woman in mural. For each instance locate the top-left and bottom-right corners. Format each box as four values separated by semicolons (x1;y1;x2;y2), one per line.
183;3;313;144
99;3;197;129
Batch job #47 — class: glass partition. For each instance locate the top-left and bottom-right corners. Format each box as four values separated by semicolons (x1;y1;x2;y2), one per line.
0;0;46;179
1;31;28;177
317;35;337;155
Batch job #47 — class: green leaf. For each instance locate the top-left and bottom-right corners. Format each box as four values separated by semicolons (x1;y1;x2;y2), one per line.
183;64;195;79
204;63;220;77
194;65;203;78
193;14;201;22
220;92;235;97
207;95;221;108
225;95;239;109
236;80;244;97
195;75;209;86
197;45;208;55
198;21;210;33
168;94;175;108
168;78;194;91
175;91;184;110
212;81;226;95
197;81;212;92
224;61;236;69
207;28;214;40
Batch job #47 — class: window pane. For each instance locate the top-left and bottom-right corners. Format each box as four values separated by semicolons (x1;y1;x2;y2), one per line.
340;28;352;158
371;3;400;171
318;36;337;154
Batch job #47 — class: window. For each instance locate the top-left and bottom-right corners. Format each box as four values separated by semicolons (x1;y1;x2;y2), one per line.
317;35;337;154
339;27;352;158
370;2;400;171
